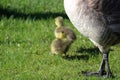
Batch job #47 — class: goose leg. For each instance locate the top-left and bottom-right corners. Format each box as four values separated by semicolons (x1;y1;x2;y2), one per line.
98;54;106;76
103;52;112;78
82;52;113;77
98;52;112;77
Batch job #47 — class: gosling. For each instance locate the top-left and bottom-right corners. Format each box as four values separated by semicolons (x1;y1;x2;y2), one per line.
51;31;71;55
55;16;76;42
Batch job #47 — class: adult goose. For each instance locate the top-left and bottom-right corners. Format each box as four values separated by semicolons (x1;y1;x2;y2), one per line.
64;0;120;77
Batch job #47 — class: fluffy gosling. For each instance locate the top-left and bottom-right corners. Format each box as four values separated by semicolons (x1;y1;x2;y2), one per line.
50;31;71;55
55;16;76;42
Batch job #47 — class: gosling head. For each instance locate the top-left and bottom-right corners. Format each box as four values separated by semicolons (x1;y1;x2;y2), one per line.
55;16;64;27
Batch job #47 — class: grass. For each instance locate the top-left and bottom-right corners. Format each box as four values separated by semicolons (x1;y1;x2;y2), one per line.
0;0;120;80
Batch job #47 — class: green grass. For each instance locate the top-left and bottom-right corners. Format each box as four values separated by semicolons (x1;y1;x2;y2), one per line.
0;0;120;80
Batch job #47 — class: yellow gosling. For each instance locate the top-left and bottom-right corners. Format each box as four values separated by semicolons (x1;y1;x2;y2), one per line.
55;16;76;42
50;31;71;55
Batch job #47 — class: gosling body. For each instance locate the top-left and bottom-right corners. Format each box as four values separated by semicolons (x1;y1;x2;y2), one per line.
51;31;71;55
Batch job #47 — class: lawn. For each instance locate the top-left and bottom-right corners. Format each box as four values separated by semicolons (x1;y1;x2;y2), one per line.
0;0;120;80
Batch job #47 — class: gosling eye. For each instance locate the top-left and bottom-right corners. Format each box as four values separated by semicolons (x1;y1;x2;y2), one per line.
61;31;64;33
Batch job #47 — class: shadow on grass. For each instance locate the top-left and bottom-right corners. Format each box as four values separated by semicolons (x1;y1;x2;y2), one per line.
76;47;100;56
0;6;68;20
63;54;89;61
76;47;113;55
62;47;100;61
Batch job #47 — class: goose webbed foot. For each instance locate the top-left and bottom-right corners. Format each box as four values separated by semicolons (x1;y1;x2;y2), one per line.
82;51;114;78
82;70;113;78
